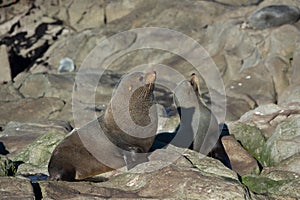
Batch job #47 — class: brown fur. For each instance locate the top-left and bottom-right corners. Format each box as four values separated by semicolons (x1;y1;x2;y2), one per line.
48;71;157;181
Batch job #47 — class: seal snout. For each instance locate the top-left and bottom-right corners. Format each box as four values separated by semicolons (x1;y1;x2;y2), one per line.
190;73;200;94
145;71;156;85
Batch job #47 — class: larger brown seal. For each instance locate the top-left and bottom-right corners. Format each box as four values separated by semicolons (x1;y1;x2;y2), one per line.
48;71;158;181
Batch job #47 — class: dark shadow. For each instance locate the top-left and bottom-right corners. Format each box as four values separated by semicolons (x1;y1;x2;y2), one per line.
208;123;232;169
150;106;194;151
151;113;232;169
0;142;9;155
78;176;109;183
23;174;47;200
31;182;42;200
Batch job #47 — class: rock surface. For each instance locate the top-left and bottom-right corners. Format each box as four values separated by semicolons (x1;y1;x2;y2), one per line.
0;176;36;200
221;135;260;176
1;0;300;199
40;148;255;200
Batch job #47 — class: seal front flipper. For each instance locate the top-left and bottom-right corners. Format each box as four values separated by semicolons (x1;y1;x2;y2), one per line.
121;146;149;170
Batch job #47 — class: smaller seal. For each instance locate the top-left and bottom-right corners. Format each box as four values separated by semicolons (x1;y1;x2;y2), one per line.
188;73;220;155
244;5;300;30
171;73;220;155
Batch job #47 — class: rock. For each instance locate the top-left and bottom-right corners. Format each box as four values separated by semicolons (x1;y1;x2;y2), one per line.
279;84;300;109
40;148;255;199
261;153;300;177
262;169;299;181
0;156;17;176
105;0;141;23
228;122;266;161
0;45;11;83
0;176;35;200
57;0;105;32
16;73;74;101
0;82;23;102
0;97;65;126
242;175;300;199
57;57;75;73
275;153;300;175
0;120;71;158
260;115;300;166
289;39;300;84
221;135;260;176
14;126;69;174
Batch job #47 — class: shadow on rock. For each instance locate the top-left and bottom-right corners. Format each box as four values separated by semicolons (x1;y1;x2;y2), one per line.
151;118;232;169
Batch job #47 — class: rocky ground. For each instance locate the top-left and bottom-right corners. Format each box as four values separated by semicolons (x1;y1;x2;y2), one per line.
1;0;300;199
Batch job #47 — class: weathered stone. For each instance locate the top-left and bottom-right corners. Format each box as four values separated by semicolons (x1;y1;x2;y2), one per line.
14;128;69;173
228;122;266;161
279;84;300;109
18;73;74;101
261;169;299;182
105;0;141;23
0;120;71;158
0;45;11;83
0;82;23;102
221;135;260;176
0;97;65;126
237;104;300;138
60;0;105;32
40;149;254;199
242;175;300;199
260;115;300;166
0;176;35;200
0;156;17;176
261;153;300;177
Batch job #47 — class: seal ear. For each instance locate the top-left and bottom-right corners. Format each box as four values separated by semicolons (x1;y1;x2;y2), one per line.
122;147;149;170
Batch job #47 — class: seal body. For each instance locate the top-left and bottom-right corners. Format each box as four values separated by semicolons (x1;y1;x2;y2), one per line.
48;71;157;181
246;5;300;29
173;74;220;155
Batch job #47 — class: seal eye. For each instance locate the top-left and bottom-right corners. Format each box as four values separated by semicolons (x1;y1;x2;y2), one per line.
139;77;143;82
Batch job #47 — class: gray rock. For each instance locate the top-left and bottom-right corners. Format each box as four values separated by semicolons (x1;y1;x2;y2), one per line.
222;135;260;176
14;126;69;173
0;156;17;176
0;97;65;126
17;73;74;101
242;175;300;199
260;115;300;166
0;120;71;158
262;169;299;181
228;122;266;162
0;82;23;102
40;148;255;199
261;153;300;177
0;176;35;200
57;57;75;73
0;45;11;83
